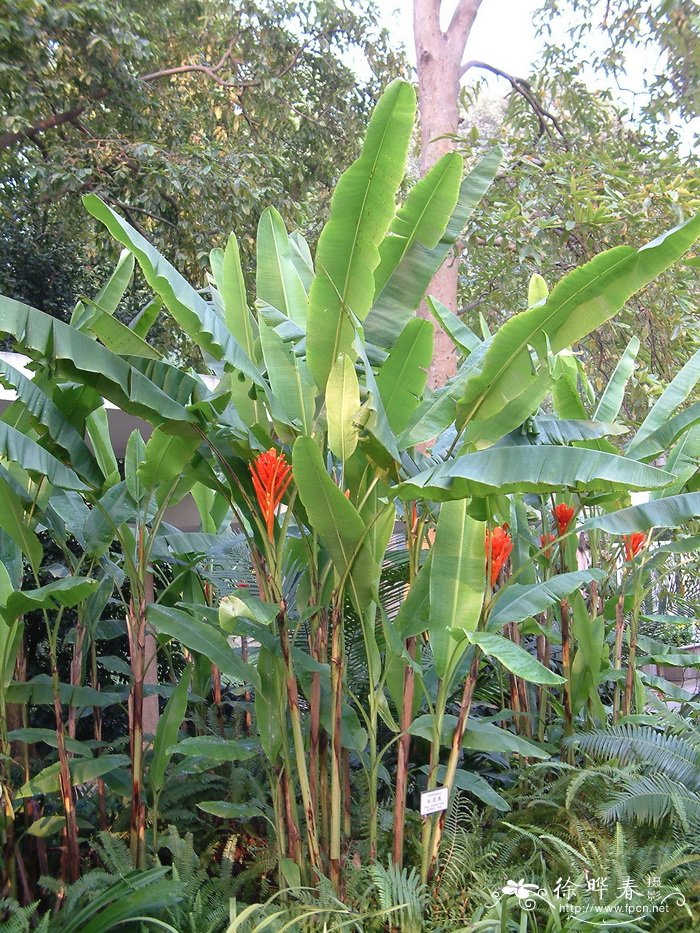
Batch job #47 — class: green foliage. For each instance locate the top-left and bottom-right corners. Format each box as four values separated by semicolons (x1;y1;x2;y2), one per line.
0;0;405;360
458;26;699;417
0;69;700;930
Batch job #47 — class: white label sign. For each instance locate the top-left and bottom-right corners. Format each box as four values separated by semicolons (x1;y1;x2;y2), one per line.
420;786;449;816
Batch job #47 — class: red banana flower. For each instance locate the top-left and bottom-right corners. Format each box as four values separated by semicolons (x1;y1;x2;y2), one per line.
250;448;292;538
552;503;576;536
624;532;647;561
486;525;513;587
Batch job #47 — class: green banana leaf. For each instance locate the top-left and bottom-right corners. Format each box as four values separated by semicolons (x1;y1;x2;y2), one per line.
581;492;700;533
394;550;432;639
149;663;192;796
458;215;700;438
627;401;700;462
289;231;315;290
409;713;548;759
466;631;565;685
495;417;626;447
7;728;92;757
306;79;415;388
292;435;377;617
258;316;315;434
429;502;485;680
84;194;264;386
0;296;199;425
528;273;549;306
77;297;162;359
0;421;88;490
85;406;120;489
399;340;491;447
427;296;482;355
356;344;401;466
0;476;43;570
148;604;257;687
365;147;502;348
651;424;700;499
16;754;129;798
398;445;673;501
256;207;308;326
376;318;433;434
137;425;203;498
0;358;103;487
372;151;463;298
167;734;256;762
91;249;135;315
327;352;360;461
490;570;606;626
570;589;607;719
4;577;100;621
130;296;162;340
628;346;700;456
593;336;640;423
434;764;509;810
210;234;258;356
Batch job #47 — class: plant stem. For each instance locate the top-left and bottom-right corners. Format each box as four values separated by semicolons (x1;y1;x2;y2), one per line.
329;599;344;893
90;640;108;831
128;526;148;869
0;689;16;897
51;654;80;882
392;635;416;869
421;676;448;883
342;747;352;841
67;609;87;742
427;649;481;877
560;598;573;736
536;625;551;742
308;607;327;832
613;592;625;722
623;571;642;715
278;603;321;874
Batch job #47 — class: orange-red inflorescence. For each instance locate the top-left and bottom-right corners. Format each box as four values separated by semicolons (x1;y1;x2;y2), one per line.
250;448;292;539
624;532;647;561
552;503;576;537
540;533;556;559
486;525;513;586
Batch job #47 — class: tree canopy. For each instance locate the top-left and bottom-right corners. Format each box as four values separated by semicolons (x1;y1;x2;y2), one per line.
0;0;404;355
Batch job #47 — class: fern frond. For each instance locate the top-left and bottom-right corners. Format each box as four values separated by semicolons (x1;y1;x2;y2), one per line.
367;859;426;933
599;774;700;829
565;725;700;789
0;899;41;933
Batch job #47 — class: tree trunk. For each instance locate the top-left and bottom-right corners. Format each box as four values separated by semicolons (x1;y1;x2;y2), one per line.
414;0;485;388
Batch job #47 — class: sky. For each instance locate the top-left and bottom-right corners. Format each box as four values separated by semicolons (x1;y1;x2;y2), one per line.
377;0;541;78
373;0;697;145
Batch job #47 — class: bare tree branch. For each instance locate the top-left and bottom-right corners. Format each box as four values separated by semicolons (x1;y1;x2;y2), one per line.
460;59;570;147
0;90;108;151
420;0;442;33
447;0;485;54
104;197;177;228
140;39;242;87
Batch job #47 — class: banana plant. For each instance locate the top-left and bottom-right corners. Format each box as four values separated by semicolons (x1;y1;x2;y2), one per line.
0;77;698;896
